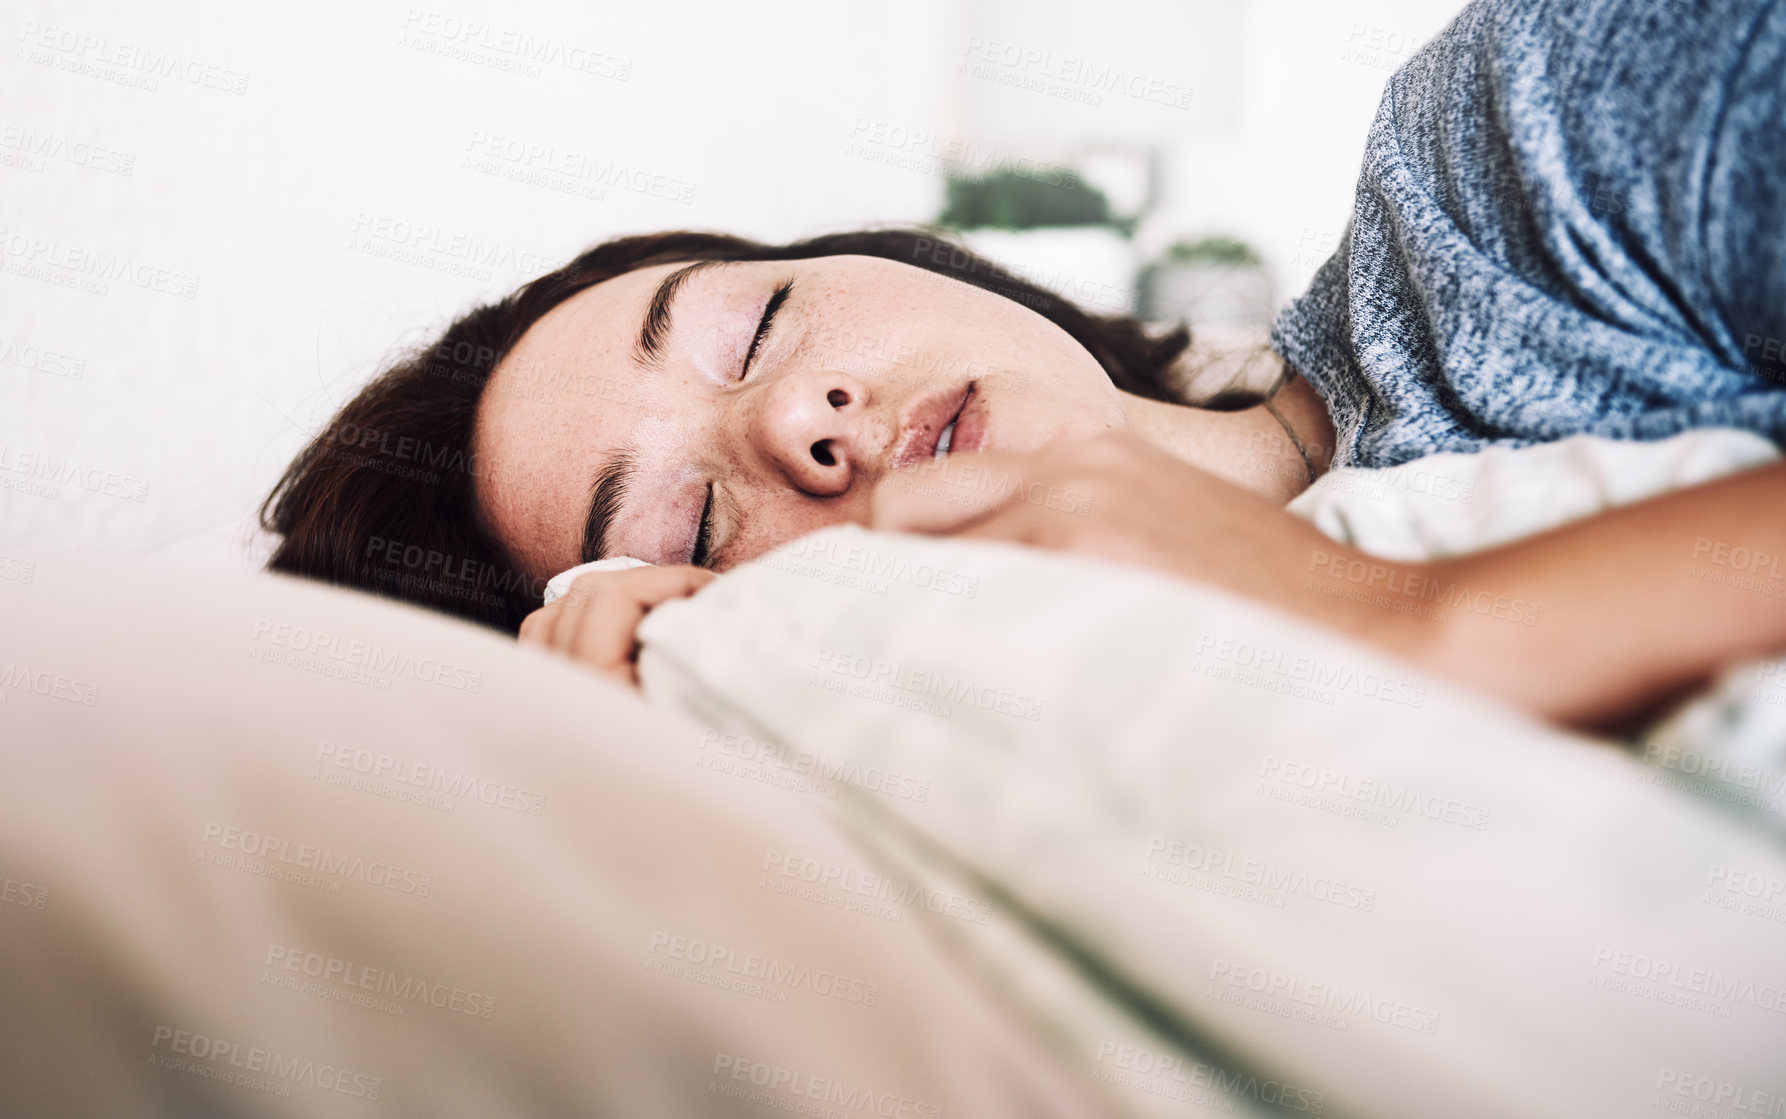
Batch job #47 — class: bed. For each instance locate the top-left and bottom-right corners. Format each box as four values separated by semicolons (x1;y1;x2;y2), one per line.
3;431;1783;1118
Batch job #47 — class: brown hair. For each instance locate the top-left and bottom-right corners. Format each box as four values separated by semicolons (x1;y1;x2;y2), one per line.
259;228;1198;634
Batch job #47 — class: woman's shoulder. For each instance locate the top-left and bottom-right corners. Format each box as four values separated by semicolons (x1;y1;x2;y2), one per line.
1272;0;1786;471
1383;0;1773;183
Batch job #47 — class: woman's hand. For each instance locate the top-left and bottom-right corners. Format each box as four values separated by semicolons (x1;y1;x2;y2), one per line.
517;564;717;688
869;431;1343;606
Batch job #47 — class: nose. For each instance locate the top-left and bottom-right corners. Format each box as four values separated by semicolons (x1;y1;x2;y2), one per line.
748;368;873;497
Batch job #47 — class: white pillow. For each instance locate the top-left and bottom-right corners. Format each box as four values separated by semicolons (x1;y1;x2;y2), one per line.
1286;426;1786;807
0;553;1115;1119
1285;427;1780;560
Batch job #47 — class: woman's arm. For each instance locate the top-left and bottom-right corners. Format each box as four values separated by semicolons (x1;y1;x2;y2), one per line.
870;434;1786;731
1382;457;1786;728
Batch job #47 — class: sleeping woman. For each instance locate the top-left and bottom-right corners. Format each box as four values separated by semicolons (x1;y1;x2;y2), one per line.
260;0;1786;733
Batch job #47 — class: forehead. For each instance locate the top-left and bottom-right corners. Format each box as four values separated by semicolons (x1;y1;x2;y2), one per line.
471;261;683;579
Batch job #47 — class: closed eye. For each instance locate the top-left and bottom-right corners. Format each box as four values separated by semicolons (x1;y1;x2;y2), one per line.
740;280;793;380
689;483;715;567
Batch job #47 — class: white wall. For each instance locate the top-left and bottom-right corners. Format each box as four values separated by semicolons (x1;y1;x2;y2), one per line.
1152;0;1466;295
0;0;1466;565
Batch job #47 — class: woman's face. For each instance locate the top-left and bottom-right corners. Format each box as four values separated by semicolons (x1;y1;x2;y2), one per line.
472;253;1132;581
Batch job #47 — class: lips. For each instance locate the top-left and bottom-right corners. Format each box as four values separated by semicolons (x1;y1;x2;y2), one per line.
947;382;987;457
890;381;977;471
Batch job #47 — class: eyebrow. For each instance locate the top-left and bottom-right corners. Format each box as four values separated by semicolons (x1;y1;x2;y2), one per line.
633;259;723;369
580;446;636;564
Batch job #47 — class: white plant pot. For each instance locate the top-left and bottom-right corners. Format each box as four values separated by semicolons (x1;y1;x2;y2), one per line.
1141;261;1276;329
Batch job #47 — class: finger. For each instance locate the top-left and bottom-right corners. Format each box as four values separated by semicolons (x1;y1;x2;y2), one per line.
561;566;718;675
550;566;669;650
548;592;585;651
517;603;559;646
871;451;1042;534
567;593;655;678
951;501;1049;549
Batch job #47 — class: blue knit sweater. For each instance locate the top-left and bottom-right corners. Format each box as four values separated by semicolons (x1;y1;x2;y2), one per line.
1270;0;1786;468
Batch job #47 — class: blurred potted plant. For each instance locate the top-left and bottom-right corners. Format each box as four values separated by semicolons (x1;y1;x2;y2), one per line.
935;168;1138;315
1139;235;1275;329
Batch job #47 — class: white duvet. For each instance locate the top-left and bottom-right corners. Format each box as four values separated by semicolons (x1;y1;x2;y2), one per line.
631;428;1786;1119
6;429;1784;1118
